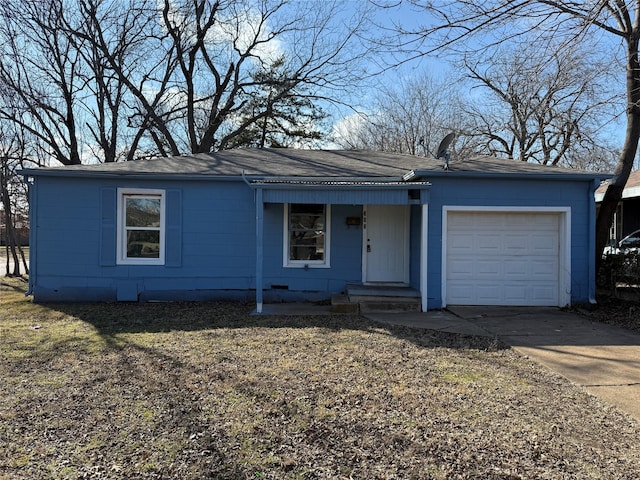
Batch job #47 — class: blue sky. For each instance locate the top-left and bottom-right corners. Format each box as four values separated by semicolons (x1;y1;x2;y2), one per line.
324;0;628;156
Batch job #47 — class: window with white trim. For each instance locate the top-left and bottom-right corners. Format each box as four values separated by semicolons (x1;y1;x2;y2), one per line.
284;203;330;267
117;188;165;265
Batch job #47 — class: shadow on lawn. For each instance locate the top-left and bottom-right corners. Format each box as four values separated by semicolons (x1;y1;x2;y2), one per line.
48;300;506;352
45;301;505;472
2;276;501;351
0;275;28;292
2;279;508;478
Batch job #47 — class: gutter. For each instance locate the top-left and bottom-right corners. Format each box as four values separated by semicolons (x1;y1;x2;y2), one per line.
17;169;256;182
405;169;614;182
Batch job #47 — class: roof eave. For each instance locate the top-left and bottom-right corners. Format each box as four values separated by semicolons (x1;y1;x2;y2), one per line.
405;169;613;182
18;168;248;182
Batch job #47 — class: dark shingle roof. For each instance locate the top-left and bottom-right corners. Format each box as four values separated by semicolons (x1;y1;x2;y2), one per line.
20;148;609;180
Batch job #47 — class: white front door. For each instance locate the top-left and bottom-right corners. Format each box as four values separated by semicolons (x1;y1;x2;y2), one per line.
363;205;410;284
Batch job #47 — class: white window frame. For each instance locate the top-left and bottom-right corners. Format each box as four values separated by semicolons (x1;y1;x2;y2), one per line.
283;203;331;268
116;188;166;266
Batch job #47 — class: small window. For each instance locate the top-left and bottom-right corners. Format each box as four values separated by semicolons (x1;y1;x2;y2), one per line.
284;203;330;267
117;188;165;265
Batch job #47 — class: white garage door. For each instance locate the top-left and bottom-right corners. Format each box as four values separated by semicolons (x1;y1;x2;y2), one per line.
445;211;561;306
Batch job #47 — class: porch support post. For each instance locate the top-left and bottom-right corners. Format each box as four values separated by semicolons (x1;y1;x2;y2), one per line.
255;187;264;313
420;204;428;312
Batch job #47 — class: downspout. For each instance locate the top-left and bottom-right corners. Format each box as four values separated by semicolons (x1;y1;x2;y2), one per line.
255;187;264;314
23;176;36;296
588;178;599;305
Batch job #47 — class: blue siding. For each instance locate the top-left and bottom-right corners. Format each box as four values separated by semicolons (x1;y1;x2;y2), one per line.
30;173;596;308
99;188;117;266
263;188;418;205
33;177;363;302
32;178;257;301
165;189;182;267
421;177;594;309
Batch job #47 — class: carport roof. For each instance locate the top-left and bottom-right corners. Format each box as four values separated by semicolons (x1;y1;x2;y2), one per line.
19;148;611;181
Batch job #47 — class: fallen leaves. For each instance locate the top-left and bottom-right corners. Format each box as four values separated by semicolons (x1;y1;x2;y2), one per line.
1;277;639;479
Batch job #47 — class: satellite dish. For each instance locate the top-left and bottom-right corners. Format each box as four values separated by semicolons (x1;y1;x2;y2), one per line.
435;132;455;170
435;133;455;159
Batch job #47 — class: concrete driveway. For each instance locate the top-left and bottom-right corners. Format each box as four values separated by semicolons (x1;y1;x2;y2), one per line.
366;306;640;423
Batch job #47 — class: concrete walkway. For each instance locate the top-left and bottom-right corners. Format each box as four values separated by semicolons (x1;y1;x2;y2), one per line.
367;306;640;423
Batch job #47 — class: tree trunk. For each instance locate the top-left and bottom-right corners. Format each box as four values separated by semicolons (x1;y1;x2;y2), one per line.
595;32;640;272
0;167;21;276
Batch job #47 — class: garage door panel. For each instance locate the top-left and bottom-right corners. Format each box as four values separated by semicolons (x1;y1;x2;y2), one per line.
449;235;474;252
477;233;502;252
532;286;557;302
472;214;505;228
503;259;534;280
531;259;559;277
503;284;529;303
476;284;504;301
531;233;558;251
503;233;530;252
446;211;561;306
476;259;501;276
448;258;474;277
447;283;476;303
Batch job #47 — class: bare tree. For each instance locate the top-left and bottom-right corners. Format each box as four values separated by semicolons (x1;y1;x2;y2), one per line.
0;0;84;165
81;0;374;156
0;123;30;276
384;0;639;264
333;74;471;158
0;0;147;164
461;43;614;167
0;0;375;163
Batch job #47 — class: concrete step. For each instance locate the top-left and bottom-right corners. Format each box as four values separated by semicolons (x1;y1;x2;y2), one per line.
358;297;421;314
330;294;359;314
346;284;420;299
331;290;422;314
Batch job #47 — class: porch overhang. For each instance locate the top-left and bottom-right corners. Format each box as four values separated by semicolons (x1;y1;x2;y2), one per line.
248;177;431;313
247;177;431;205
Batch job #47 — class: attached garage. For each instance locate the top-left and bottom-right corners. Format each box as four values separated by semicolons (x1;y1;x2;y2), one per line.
443;208;570;307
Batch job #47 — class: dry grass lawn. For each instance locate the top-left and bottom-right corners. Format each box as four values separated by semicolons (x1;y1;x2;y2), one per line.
1;276;639;479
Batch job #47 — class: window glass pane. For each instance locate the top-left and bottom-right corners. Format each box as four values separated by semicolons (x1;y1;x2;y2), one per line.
288;204;325;261
623;236;640;248
289;204;324;230
290;231;325;260
126;230;160;258
126;197;161;227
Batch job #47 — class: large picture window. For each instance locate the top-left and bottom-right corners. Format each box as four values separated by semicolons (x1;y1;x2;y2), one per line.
284;203;331;267
117;188;165;265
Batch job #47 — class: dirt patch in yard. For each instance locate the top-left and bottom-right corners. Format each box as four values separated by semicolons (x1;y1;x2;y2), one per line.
2;276;640;479
576;294;640;333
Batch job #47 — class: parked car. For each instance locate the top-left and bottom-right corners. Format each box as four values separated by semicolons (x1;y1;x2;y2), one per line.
619;229;640;253
605;229;640;256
